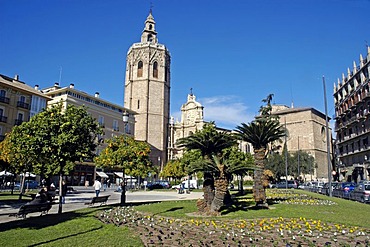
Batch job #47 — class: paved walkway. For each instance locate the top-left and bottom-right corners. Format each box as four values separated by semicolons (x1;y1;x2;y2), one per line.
0;187;203;224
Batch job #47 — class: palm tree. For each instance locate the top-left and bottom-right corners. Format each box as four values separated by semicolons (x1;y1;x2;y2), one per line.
234;95;286;208
177;122;237;214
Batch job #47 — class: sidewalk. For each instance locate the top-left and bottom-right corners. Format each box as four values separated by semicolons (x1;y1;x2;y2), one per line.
0;187;203;224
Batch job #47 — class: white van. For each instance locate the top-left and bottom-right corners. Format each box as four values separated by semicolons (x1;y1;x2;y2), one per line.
172;180;198;189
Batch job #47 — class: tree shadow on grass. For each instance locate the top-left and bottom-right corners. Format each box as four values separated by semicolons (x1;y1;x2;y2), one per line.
27;226;103;247
0;206;110;232
220;198;282;215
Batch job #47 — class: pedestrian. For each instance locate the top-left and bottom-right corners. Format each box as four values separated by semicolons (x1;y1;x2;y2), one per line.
93;179;102;197
103;179;107;191
61;180;67;204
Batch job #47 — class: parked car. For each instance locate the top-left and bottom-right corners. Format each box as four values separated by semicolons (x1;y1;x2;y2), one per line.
146;182;165;190
298;181;313;190
309;181;324;193
332;182;356;199
14;180;39;190
275;180;298;189
350;181;370;203
321;182;338;196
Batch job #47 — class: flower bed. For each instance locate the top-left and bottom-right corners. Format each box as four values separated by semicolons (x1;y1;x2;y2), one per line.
266;189;337;206
98;206;369;246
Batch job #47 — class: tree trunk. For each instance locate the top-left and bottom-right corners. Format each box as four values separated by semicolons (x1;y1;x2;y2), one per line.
210;177;228;213
18;172;26;201
253;148;268;208
58;173;63;214
198;172;214;214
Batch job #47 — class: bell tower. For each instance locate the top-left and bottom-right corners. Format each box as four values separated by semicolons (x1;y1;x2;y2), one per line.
124;11;171;170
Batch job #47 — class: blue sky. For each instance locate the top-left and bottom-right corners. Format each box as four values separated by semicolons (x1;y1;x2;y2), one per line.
1;0;369;129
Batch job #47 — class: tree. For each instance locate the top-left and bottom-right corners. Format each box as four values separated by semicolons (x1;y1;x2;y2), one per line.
94;135;153;205
222;146;255;192
3;103;102;212
160;159;187;182
266;149;316;181
235;95;286;208
177;122;237;214
1;119;45;199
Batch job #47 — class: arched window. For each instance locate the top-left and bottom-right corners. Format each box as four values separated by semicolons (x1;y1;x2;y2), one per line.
153;61;158;78
137;61;143;77
147;34;153;42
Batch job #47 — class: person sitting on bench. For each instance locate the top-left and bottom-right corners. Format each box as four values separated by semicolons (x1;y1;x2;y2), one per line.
28;187;49;204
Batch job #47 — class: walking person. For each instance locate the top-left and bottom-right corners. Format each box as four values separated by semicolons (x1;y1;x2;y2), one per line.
61;180;67;204
93;179;102;197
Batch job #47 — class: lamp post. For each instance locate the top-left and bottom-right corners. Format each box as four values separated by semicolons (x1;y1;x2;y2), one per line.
169;116;174;161
121;110;129;205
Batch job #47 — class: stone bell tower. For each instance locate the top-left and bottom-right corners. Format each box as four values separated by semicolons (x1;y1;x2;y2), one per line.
124;11;171;171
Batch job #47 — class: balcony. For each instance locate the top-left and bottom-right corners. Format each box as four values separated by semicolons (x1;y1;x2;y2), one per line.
14;119;23;126
0;96;10;104
17;101;30;110
0;115;7;123
113;127;119;132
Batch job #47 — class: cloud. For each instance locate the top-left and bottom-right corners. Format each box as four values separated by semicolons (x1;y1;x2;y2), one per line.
199;95;254;129
170;95;255;130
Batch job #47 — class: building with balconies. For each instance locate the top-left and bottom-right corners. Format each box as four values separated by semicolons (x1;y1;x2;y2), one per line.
0;74;50;141
333;47;370;182
42;82;136;185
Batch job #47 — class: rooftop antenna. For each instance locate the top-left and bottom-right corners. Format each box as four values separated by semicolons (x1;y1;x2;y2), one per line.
290;84;294;108
59;66;63;84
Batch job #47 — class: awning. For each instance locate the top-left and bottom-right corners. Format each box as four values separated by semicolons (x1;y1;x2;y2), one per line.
20;172;36;177
0;171;13;176
114;172;134;179
96;171;108;178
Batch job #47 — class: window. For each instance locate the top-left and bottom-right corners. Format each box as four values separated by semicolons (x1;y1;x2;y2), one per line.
149;24;152;30
137;100;140;109
19;95;26;103
17;113;23;121
137;61;143;77
113;120;119;131
0;108;3;117
98;116;104;127
0;90;6;97
153;61;158;78
147;34;153;42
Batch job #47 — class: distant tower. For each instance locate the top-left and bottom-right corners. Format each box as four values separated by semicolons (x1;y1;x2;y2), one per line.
124;11;171;170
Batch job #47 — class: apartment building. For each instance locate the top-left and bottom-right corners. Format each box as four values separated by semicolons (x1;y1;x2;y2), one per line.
333;47;370;182
0;74;49;141
42;83;136;186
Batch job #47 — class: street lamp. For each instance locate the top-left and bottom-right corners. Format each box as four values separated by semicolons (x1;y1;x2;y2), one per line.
169;116;174;161
121;110;129;205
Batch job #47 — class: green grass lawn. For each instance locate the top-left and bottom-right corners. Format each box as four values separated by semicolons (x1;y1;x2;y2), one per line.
0;189;369;246
0;206;143;247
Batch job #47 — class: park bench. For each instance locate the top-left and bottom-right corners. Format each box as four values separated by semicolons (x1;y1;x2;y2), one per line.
9;202;53;219
84;195;110;206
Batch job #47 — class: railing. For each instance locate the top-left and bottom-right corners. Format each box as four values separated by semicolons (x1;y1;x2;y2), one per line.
14;119;23;126
0;96;10;104
0;115;7;123
17;101;30;109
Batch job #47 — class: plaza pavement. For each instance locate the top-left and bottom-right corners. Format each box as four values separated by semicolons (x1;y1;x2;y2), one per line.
0;187;203;224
